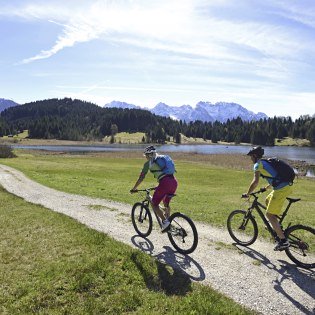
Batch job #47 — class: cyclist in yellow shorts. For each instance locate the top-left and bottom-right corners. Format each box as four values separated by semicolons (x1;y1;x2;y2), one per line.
242;146;293;251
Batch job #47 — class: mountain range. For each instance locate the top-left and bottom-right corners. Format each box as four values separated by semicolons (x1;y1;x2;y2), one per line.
0;98;268;123
104;101;268;122
0;98;20;112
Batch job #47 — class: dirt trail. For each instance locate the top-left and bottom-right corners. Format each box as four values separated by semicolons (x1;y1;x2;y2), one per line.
0;164;314;315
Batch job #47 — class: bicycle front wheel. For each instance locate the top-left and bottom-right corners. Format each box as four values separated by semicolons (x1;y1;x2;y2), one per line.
285;224;315;269
167;212;198;255
131;202;152;237
227;210;258;246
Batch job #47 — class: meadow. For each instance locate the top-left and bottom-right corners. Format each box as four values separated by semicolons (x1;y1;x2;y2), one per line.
0;186;254;314
0;150;314;314
2;150;314;230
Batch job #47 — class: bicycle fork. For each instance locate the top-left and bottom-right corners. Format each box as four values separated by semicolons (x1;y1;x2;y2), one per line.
239;210;253;230
138;202;149;223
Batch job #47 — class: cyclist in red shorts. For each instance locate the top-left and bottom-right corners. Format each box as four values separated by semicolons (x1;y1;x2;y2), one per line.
130;145;178;232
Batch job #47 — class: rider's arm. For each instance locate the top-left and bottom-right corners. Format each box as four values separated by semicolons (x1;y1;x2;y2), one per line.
245;171;260;196
130;175;144;192
130;161;149;192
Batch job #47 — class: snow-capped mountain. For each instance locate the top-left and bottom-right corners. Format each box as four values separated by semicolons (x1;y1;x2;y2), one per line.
104;101;141;110
0;98;20;112
104;100;268;122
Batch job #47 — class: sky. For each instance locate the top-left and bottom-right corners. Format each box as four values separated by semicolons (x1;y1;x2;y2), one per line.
1;0;315;119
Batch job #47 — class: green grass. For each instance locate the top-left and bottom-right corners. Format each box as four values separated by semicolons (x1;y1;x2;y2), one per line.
0;150;313;313
0;187;254;314
2;150;314;235
275;137;310;147
0;129;28;140
103;132;146;144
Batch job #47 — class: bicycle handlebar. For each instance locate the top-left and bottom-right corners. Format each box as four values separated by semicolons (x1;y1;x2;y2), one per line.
242;187;266;199
130;187;156;193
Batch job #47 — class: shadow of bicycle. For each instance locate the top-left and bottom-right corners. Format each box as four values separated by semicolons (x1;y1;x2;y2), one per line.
234;244;315;315
131;235;205;295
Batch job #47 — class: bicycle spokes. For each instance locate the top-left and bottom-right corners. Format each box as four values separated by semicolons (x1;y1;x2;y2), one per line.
138;208;148;223
169;224;187;240
285;225;315;269
131;203;153;238
238;218;248;230
167;213;198;254
288;235;309;255
227;210;258;246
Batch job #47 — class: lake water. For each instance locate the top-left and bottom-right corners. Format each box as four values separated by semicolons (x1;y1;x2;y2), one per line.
12;143;315;177
13;143;315;165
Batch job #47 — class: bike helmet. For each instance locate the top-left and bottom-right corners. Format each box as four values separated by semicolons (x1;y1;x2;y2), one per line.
143;145;157;155
247;146;264;157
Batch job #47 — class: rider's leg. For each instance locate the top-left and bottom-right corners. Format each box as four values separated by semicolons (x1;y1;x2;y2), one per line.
265;186;292;249
151;203;167;221
152;176;177;221
151;201;170;232
151;183;168;223
162;176;178;220
163;204;170;219
266;212;285;239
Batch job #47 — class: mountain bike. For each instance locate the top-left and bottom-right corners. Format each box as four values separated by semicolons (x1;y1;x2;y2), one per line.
131;188;198;254
227;188;315;269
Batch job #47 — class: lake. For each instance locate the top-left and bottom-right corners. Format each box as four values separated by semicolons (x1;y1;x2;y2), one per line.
12;143;315;165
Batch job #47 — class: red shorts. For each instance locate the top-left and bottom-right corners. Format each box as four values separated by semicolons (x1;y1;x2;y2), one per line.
152;175;178;207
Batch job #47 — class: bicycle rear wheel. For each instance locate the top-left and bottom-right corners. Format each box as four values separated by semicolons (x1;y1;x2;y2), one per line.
285;224;315;269
167;212;198;254
131;202;152;237
227;210;258;246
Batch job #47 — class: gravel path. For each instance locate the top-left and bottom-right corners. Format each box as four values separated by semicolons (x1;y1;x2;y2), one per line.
0;164;314;315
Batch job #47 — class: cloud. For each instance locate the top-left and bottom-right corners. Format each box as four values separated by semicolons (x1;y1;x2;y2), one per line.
271;0;315;28
4;0;311;68
1;0;313;102
21;18;101;63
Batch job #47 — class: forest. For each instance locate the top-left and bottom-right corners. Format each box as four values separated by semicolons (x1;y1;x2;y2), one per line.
0;98;314;146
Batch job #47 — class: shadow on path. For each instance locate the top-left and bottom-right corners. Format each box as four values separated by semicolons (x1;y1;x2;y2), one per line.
236;244;315;315
131;235;205;295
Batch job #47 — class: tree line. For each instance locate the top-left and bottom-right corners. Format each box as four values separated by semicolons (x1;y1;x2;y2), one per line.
0;98;314;146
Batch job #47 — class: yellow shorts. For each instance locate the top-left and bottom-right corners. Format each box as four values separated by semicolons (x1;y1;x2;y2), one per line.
265;185;293;215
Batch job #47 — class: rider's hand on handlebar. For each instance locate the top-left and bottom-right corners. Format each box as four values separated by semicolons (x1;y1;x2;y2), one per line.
259;187;267;193
130;188;138;194
241;193;249;199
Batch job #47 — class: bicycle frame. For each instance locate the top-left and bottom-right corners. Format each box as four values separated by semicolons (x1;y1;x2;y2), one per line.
139;189;163;229
132;188;199;254
246;192;294;241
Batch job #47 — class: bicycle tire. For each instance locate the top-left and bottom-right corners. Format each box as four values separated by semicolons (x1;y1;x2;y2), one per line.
131;202;152;237
227;210;258;246
284;224;315;269
167;212;198;254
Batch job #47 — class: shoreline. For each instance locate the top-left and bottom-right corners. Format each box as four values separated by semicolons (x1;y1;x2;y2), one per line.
2;138;314;167
1;137;314;171
0;134;312;148
4;146;315;177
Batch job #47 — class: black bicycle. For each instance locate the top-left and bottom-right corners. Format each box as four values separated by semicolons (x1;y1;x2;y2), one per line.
131;188;198;254
227;188;315;269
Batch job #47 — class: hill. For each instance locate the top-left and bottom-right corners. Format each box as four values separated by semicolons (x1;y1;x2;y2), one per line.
0;98;20;112
0;98;177;142
0;98;314;146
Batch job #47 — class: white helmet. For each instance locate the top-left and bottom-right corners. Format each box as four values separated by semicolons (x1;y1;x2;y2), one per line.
143;145;157;155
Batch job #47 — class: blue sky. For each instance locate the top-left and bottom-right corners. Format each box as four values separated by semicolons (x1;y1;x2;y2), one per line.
1;0;315;119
